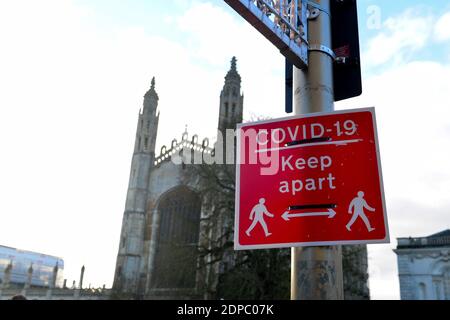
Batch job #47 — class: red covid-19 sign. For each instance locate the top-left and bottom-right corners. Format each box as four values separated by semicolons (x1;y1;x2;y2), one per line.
234;108;389;250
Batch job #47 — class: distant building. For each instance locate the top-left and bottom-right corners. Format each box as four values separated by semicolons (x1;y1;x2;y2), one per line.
0;245;64;288
0;246;110;300
394;230;450;300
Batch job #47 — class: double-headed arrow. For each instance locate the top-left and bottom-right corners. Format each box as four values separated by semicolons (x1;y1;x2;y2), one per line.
282;209;337;221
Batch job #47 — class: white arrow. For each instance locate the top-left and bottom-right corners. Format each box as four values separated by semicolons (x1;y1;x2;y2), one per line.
282;209;337;221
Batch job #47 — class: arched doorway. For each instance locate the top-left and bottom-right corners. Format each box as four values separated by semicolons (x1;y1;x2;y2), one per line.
152;187;201;289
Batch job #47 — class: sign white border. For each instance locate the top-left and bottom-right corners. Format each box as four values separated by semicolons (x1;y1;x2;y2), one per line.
234;107;390;250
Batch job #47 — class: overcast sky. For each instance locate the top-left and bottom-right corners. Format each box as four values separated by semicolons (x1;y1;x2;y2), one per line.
1;0;450;299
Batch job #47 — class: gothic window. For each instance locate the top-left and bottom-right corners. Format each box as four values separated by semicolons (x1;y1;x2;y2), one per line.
152;187;201;289
144;137;149;150
224;102;229;118
232;87;238;97
232;103;236;116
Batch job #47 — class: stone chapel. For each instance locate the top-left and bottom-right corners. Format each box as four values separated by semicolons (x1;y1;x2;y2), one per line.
113;57;243;299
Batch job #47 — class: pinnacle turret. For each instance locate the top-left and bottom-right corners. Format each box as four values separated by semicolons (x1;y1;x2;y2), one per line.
231;57;237;72
225;56;241;82
218;56;244;134
144;77;159;101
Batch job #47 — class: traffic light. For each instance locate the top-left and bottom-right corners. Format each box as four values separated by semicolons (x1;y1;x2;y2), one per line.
331;0;362;102
286;0;362;113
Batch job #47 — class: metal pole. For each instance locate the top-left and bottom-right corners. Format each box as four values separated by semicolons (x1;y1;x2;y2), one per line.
291;0;344;300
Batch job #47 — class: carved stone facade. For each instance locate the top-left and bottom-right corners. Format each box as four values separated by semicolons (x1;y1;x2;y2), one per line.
113;58;243;299
394;230;450;300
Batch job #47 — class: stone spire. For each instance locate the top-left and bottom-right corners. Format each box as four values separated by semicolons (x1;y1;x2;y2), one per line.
79;265;85;289
218;56;244;134
231;56;237;71
144;77;159;101
225;56;241;82
114;75;161;293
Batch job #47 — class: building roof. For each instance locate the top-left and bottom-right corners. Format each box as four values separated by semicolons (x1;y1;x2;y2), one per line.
428;229;450;238
397;229;450;249
0;245;63;261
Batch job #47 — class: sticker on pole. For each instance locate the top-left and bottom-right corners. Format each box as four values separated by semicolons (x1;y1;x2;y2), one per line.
234;108;389;250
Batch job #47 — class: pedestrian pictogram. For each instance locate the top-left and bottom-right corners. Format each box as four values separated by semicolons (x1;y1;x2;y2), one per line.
346;191;376;232
245;198;274;238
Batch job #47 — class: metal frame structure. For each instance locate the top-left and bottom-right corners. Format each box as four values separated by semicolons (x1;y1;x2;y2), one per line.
225;0;309;69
